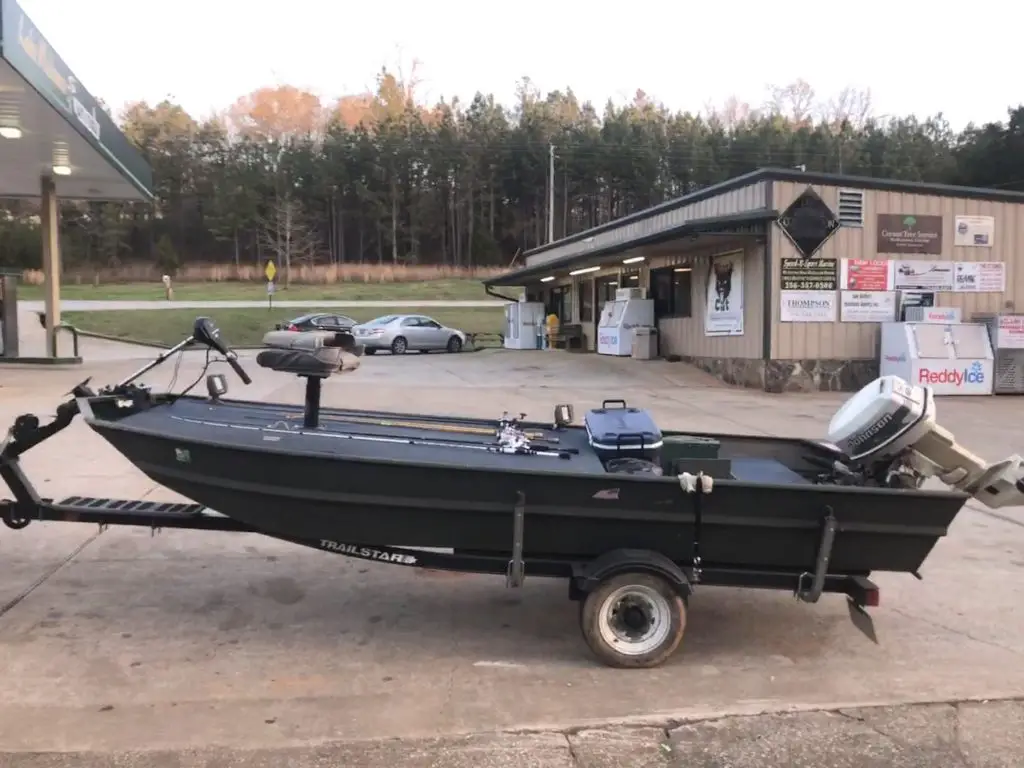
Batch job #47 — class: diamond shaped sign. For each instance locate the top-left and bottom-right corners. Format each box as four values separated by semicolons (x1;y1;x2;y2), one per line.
776;187;841;258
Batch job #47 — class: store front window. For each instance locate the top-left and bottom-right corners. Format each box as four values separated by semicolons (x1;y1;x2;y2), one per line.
650;266;692;319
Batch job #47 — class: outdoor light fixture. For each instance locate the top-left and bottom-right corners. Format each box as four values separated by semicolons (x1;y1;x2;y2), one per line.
52;164;72;176
0;126;22;139
540;276;556;283
673;267;692;273
569;266;600;276
622;256;645;265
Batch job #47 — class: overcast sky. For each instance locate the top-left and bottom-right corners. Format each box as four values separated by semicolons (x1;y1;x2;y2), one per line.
17;0;1021;131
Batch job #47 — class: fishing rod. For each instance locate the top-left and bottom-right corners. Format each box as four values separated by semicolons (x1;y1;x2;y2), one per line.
277;410;553;440
281;423;574;459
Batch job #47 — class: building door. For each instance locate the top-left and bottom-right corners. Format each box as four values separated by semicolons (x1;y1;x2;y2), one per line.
649;266;693;357
581;280;598;346
594;274;618;338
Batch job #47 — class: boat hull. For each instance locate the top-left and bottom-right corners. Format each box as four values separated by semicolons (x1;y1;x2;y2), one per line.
81;396;968;576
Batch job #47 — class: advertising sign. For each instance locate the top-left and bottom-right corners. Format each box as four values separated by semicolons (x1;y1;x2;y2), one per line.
780;290;837;322
952;261;1005;292
704;251;744;336
840;259;892;291
877;214;944;255
997;315;1024;349
780;257;838;291
840;291;897;322
892;260;954;291
954;215;995;247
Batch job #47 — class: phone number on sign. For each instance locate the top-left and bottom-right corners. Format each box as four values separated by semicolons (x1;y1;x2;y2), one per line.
784;281;836;291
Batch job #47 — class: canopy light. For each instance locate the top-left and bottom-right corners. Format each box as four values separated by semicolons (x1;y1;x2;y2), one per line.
0;126;22;139
674;267;692;273
52;164;72;176
569;266;600;276
622;256;645;265
540;276;556;283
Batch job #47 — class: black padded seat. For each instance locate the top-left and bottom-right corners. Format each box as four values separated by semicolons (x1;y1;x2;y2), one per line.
256;347;347;377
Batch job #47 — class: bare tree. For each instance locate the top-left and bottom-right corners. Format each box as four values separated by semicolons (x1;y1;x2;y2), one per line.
820;86;874;130
766;79;816;125
258;195;321;288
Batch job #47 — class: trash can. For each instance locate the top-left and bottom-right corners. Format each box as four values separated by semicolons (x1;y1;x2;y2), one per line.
631;327;657;360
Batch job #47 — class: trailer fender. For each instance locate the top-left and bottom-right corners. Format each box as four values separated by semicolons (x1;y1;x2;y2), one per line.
569;549;692;602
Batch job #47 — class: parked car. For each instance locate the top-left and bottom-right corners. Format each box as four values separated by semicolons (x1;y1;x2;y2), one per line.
274;313;357;333
352;314;467;355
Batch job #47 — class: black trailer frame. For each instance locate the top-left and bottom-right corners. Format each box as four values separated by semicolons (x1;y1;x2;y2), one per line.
1;390;879;668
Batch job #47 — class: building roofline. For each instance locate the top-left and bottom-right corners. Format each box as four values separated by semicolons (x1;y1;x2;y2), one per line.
521;167;1024;262
484;210;777;287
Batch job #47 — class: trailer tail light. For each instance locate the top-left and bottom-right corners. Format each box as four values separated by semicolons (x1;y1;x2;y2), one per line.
863;586;880;607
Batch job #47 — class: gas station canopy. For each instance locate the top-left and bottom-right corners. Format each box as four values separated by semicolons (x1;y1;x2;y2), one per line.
0;0;153;201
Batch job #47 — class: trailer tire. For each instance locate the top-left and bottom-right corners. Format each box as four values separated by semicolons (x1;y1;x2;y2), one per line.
579;572;686;669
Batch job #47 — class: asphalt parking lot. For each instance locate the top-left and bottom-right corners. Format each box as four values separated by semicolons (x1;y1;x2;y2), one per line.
1;339;1023;764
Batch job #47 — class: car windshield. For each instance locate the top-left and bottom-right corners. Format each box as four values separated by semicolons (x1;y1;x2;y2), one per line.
289;313;317;323
364;315;399;326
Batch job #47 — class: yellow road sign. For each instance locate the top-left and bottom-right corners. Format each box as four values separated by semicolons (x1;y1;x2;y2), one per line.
265;260;277;282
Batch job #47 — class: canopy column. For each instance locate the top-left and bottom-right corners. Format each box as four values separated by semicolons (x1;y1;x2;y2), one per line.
39;174;61;358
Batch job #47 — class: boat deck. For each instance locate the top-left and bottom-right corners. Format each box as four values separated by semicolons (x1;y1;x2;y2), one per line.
95;397;611;475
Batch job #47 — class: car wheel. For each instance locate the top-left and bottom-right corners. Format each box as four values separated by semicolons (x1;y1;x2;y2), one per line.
446;336;463;353
364;348;377;355
391;336;408;355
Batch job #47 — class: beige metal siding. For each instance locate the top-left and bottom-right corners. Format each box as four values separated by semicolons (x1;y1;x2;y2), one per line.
652;240;764;359
771;181;1024;360
525;182;769;269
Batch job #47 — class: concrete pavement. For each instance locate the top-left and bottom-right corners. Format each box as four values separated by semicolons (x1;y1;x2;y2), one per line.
1;348;1023;762
18;299;505;312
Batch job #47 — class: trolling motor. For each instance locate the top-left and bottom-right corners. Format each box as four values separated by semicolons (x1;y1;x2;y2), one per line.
826;375;1024;509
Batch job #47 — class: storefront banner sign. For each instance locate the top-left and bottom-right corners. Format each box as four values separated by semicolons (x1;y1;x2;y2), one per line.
840;259;893;291
877;214;943;255
704;251;744;336
780;290;836;322
840;291;897;323
952;261;1005;292
892;260;954;291
954;215;995;247
780;257;837;291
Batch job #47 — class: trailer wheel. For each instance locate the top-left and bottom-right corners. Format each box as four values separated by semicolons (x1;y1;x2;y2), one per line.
579;572;686;668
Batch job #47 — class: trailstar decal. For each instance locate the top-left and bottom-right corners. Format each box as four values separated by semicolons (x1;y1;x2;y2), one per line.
318;540;418;565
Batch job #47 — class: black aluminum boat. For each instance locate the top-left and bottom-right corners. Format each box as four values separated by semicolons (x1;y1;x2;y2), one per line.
0;317;981;668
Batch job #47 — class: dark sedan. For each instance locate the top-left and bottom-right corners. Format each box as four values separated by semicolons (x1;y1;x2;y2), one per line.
274;312;357;333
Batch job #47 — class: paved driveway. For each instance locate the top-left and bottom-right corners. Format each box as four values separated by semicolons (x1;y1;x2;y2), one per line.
1;347;1022;754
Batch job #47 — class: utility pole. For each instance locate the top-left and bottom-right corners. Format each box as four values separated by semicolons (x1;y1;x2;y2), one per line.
548;144;556;243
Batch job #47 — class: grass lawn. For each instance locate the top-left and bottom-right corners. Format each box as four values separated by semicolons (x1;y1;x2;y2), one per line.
20;278;494;303
64;307;507;348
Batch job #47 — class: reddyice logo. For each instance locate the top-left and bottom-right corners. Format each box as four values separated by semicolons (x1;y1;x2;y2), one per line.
918;361;985;387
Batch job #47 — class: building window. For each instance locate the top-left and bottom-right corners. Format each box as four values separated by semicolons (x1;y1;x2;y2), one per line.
651;266;692;319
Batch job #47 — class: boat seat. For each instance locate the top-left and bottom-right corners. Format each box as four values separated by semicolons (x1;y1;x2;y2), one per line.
256;346;361;377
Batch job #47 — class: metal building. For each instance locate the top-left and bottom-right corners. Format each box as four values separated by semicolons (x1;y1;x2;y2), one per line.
483;168;1024;392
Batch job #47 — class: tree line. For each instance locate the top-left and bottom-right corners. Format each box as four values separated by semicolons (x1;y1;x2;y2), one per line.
1;72;1022;278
